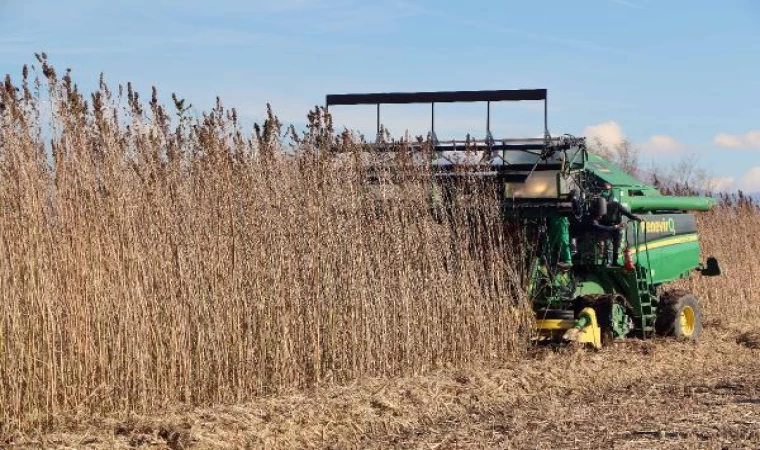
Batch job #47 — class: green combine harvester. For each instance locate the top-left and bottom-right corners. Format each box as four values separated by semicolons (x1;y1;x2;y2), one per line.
325;88;721;348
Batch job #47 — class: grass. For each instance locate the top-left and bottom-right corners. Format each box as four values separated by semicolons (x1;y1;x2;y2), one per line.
0;56;528;433
678;199;760;323
0;55;758;444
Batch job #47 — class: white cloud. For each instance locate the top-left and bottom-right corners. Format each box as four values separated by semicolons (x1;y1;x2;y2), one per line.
583;120;686;156
707;176;735;192
640;135;684;155
580;122;759;193
738;167;760;192
582;121;684;155
583;121;626;149
713;131;760;150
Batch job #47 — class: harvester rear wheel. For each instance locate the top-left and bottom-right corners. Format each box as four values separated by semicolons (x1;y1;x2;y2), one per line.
655;290;703;341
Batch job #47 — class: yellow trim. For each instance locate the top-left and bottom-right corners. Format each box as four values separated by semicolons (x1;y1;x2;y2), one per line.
535;308;603;349
576;308;602;349
629;233;698;254
536;319;575;330
680;305;696;337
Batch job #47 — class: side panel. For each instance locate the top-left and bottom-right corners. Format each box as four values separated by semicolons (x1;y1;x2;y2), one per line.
625;213;697;244
573;274;610;297
625;213;701;285
630;236;700;285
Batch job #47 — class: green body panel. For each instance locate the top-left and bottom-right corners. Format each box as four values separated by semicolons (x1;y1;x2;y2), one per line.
628;234;701;285
585;154;652;187
547;216;572;264
572;270;637;302
573;274;608;297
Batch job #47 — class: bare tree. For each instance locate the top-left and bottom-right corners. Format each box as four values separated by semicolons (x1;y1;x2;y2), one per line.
586;137;641;179
587;137;717;194
640;155;714;194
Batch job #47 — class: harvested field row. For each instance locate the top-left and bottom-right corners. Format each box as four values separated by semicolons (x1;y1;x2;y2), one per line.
10;326;760;449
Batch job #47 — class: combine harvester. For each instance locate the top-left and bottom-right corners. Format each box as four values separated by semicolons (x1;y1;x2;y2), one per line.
325;89;721;348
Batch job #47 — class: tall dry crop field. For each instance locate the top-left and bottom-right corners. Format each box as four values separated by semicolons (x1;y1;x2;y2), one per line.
0;57;529;432
681;198;760;325
0;56;757;437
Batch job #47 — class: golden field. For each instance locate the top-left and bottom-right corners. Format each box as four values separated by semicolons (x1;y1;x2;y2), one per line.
1;57;759;448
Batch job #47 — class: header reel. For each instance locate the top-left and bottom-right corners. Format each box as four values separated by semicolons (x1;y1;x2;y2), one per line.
324;88;589;209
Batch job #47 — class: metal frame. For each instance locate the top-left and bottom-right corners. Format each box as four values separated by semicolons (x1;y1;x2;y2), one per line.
323;88;589;193
325;89;549;144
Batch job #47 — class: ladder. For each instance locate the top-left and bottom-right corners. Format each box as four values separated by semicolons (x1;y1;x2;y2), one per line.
632;223;656;337
635;265;656;336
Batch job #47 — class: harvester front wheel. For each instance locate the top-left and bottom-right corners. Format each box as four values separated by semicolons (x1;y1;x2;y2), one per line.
655;290;703;341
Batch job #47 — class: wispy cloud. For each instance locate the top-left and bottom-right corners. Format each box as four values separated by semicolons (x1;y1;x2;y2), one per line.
426;9;622;54
739;167;760;192
611;0;644;10
263;0;313;12
639;135;685;155
258;0;421;16
714;130;760;150
275;0;424;34
0;37;36;55
0;29;285;58
167;30;269;46
0;37;32;45
708;176;735;192
227;0;341;13
583;121;685;155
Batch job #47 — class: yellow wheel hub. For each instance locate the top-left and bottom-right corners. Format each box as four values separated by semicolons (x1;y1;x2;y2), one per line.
679;305;696;337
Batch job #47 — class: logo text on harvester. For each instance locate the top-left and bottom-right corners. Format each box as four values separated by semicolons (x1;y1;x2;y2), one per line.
641;218;676;235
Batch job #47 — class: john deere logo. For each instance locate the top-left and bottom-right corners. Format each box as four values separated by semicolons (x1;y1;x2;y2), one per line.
641;218;676;235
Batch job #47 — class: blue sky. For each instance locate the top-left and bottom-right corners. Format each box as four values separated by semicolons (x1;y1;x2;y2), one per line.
1;0;759;191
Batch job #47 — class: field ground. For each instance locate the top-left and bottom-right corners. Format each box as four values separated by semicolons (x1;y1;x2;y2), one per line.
9;320;760;450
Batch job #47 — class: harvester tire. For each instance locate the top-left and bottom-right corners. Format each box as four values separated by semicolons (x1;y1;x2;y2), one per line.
655;290;703;341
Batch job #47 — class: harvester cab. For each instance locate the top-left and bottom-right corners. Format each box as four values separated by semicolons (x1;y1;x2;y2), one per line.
325;89;720;349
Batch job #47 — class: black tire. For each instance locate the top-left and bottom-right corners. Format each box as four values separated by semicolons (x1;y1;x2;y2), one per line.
655;290;703;340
